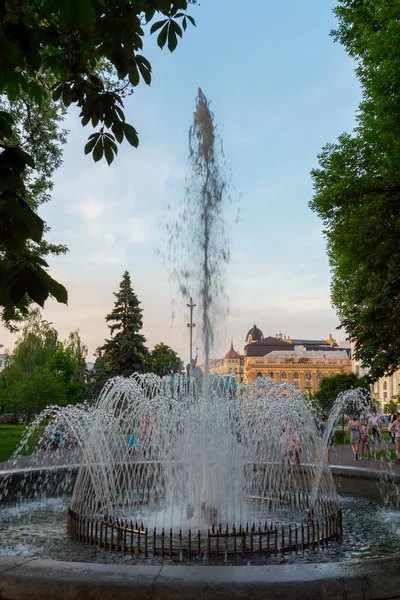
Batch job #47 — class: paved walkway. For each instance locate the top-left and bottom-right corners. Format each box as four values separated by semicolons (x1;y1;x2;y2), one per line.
330;440;400;473
1;443;399;474
0;449;81;472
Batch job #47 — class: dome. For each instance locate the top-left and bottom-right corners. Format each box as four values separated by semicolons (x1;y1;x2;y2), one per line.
225;341;239;359
245;324;264;344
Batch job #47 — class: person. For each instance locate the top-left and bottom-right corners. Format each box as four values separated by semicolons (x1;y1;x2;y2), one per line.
360;421;370;460
317;415;333;464
138;415;152;459
389;413;400;464
348;415;361;461
389;411;397;444
370;413;383;443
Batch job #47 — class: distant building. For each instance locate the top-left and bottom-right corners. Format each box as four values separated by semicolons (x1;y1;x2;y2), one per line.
244;326;351;392
0;344;8;372
206;326;352;392
208;342;245;383
371;371;400;411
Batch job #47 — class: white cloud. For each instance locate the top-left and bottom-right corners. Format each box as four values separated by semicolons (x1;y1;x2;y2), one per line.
73;197;105;220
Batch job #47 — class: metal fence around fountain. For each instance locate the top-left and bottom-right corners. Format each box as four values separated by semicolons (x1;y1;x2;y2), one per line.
67;490;342;558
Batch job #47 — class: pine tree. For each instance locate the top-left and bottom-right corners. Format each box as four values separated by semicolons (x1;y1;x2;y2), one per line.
97;271;148;378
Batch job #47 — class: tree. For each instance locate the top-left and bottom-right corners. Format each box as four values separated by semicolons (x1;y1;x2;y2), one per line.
310;1;400;380
0;310;89;416
94;271;148;382
1;1;197;321
384;398;400;415
147;342;183;376
314;372;370;415
0;78;69;329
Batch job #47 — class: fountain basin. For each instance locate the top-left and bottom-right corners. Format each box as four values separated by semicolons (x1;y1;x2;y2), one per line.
0;555;400;600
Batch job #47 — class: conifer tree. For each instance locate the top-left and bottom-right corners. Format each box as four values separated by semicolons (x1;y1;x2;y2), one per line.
97;271;148;378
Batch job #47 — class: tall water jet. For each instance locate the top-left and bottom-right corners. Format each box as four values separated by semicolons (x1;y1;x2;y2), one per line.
168;88;231;386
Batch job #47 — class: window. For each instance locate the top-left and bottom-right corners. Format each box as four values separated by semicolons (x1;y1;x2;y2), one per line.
256;372;263;378
383;392;387;400
281;372;287;379
330;372;335;377
268;372;274;378
383;381;387;391
294;381;299;389
317;372;323;379
293;372;299;379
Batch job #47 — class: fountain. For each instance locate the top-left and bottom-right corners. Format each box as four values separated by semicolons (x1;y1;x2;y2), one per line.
0;91;399;594
62;374;341;557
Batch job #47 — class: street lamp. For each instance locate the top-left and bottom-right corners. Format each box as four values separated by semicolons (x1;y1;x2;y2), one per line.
186;297;196;375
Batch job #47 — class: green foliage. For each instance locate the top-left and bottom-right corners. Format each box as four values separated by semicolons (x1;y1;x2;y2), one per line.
310;1;400;380
0;77;68;329
314;372;370;414
333;430;346;445
0;425;25;462
147;342;183;376
92;271;148;392
0;1;196;321
0;310;89;416
384;398;400;414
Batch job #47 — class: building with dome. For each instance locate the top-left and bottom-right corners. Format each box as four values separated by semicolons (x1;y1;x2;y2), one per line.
207;342;245;383
206;326;351;393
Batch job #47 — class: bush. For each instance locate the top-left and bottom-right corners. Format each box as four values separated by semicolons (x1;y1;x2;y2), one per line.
334;430;346;444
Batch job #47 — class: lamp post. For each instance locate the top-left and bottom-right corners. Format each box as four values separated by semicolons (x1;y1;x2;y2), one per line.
186;297;196;375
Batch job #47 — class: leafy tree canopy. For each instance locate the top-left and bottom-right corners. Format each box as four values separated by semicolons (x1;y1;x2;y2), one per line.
384;398;400;415
92;271;148;390
0;309;89;416
147;342;183;376
1;0;196;323
310;0;400;380
314;372;370;415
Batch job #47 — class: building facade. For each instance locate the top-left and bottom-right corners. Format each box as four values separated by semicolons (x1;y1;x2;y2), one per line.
371;371;400;411
207;326;352;393
208;342;245;383
244;326;351;392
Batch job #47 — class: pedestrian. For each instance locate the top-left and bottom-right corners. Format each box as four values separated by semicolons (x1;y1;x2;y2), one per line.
348;415;361;461
370;413;383;443
389;411;397;444
360;421;370;460
389;413;400;464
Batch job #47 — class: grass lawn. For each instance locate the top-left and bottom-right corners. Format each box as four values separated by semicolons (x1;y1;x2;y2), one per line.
368;448;397;462
0;424;26;463
334;431;392;445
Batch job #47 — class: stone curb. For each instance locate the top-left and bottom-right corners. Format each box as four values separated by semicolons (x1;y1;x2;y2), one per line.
0;556;400;600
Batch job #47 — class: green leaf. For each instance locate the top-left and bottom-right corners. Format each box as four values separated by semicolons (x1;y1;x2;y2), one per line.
104;142;114;165
157;23;169;49
16;149;35;169
150;19;168;34
52;84;63;102
77;0;96;33
112;122;124;144
182;17;187;31
168;27;178;52
171;20;183;38
136;55;152;85
128;62;140;86
84;135;98;155
35;268;68;304
92;139;104;162
186;15;196;26
122;123;139;147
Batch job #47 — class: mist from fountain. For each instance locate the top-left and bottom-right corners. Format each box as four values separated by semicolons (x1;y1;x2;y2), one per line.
0;89;346;556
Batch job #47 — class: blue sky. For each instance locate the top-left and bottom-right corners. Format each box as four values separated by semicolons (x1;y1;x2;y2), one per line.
1;0;361;362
